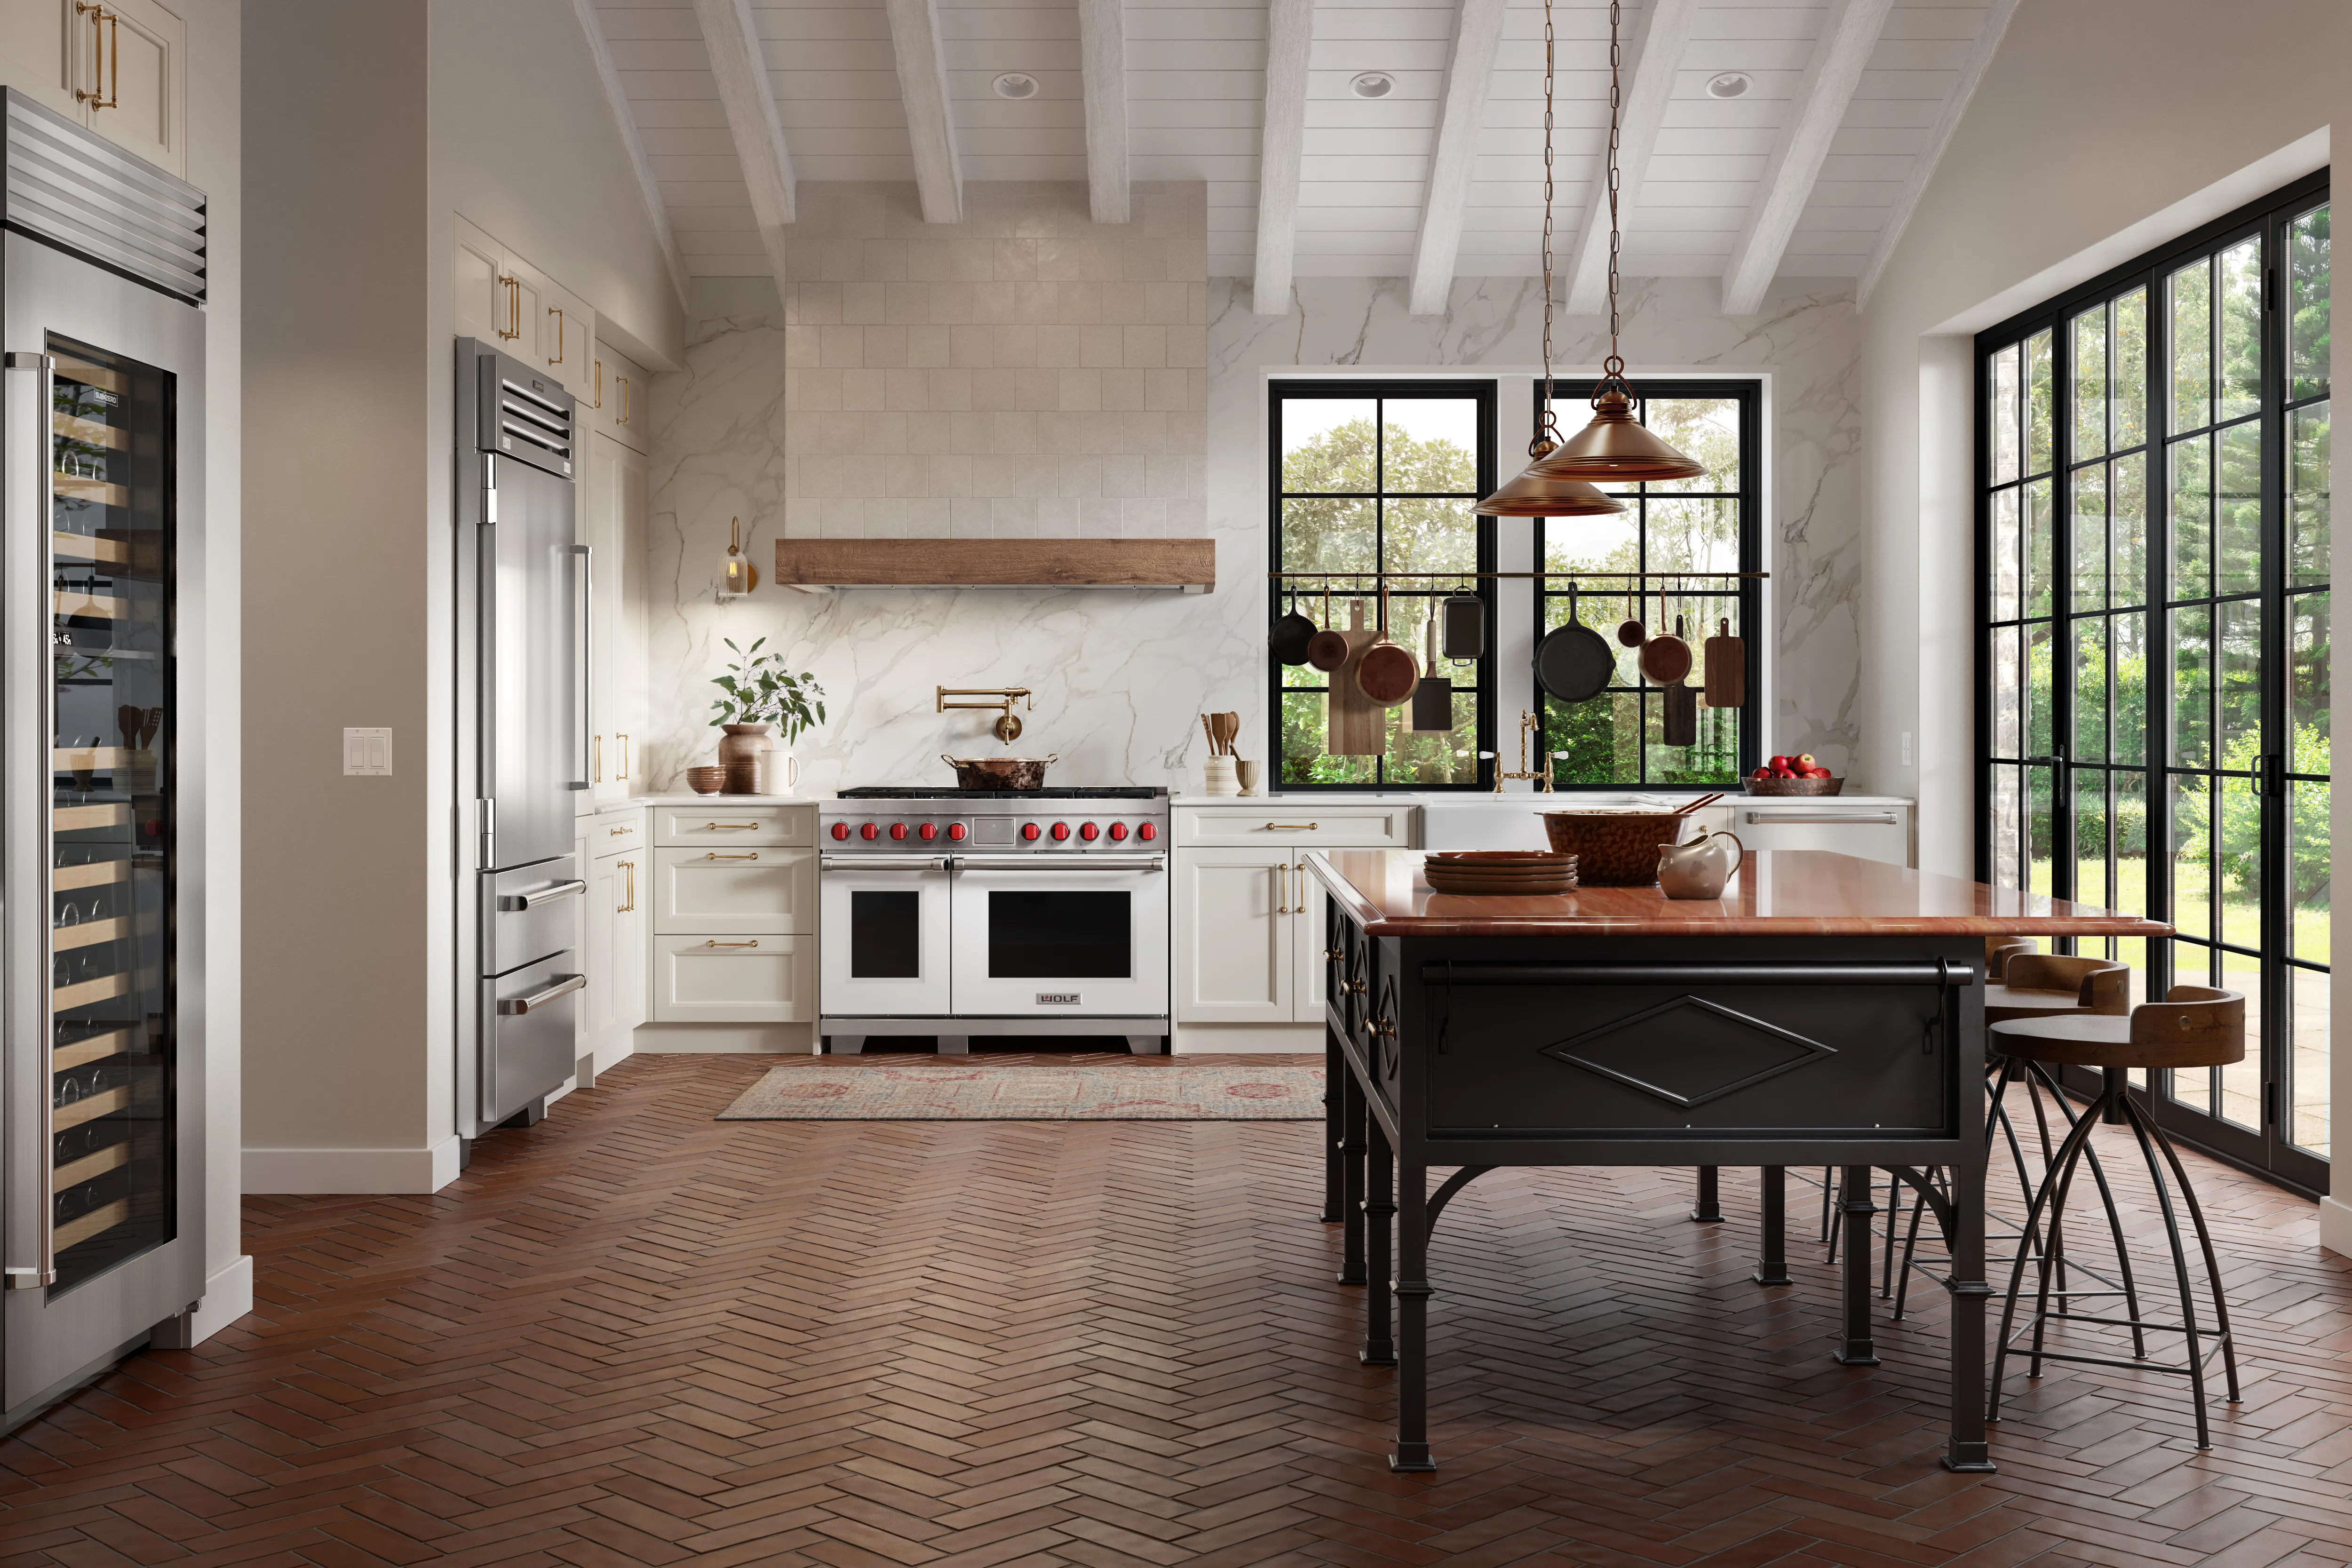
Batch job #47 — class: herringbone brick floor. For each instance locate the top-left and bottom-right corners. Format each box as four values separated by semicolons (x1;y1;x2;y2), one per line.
5;1052;2351;1568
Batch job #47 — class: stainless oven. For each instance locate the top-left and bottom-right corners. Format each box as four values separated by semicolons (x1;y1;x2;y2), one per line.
949;854;1168;1018
818;854;950;1017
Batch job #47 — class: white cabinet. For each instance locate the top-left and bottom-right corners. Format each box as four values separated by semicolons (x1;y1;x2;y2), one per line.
652;803;817;1022
582;431;645;803
1173;805;1411;849
1732;800;1912;867
451;215;596;404
1173;848;1293;1023
587;847;647;1040
0;0;183;175
593;341;649;454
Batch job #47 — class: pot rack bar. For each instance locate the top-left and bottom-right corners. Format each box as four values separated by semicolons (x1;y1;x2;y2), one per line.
1266;570;1767;581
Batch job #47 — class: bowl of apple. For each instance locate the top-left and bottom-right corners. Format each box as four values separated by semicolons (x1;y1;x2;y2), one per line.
1745;753;1842;795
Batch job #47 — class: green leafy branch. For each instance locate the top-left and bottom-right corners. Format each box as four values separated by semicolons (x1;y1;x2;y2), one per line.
709;637;826;743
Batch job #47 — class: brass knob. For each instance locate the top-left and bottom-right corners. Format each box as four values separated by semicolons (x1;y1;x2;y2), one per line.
1371;1018;1395;1036
1324;947;1343;961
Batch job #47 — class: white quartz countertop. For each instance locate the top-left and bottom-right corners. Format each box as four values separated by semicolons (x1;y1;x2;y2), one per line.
1171;792;1913;808
602;793;811;809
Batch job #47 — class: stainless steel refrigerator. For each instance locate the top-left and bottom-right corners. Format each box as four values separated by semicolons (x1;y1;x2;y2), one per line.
455;340;586;1138
0;91;208;1426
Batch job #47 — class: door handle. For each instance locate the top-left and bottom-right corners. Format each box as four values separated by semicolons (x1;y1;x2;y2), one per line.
499;972;586;1015
619;860;636;913
498;276;522;340
570;544;591;791
1743;811;1899;825
5;352;55;1289
703;852;761;861
547;305;565;365
702;939;761;948
498;878;586;911
1276;861;1290;915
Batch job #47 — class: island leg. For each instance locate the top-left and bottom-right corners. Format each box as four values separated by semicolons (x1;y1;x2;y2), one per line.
1322;1028;1343;1223
1691;1165;1724;1223
1943;1148;1996;1472
1338;1059;1367;1285
1390;1155;1435;1472
1362;1115;1396;1365
1753;1165;1791;1286
1835;1164;1881;1365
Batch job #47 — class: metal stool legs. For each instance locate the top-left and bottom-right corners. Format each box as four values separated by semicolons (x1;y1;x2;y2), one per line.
1989;1075;2239;1447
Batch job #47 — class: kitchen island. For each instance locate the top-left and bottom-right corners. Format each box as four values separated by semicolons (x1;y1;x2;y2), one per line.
1302;848;2167;1475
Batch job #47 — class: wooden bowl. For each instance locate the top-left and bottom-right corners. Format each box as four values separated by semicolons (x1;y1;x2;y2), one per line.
1742;774;1844;797
1539;811;1692;886
685;766;727;795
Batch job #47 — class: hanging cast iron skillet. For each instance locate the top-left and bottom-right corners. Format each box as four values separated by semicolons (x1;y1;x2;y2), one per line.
1271;592;1318;665
1534;584;1615;703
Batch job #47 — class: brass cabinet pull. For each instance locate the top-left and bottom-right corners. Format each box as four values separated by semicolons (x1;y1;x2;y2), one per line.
619;860;636;913
704;851;760;861
704;939;760;948
75;3;117;110
616;733;629;780
1370;1017;1395;1036
617;374;631;424
1263;822;1318;831
704;821;763;830
594;358;604;408
608;824;630;836
1324;947;1344;961
547;306;565;365
592;733;603;782
497;276;521;339
1275;862;1290;916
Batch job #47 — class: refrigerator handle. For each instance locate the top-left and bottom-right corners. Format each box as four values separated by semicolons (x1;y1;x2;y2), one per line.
4;350;56;1290
570;543;591;792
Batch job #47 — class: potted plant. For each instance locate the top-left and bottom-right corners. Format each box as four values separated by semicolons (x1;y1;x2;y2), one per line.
709;637;826;794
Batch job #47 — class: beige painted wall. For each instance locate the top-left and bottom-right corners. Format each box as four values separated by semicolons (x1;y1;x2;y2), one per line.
1855;0;2352;1239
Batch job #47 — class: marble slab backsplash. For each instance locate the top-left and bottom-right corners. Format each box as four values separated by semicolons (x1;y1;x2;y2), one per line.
641;183;1863;794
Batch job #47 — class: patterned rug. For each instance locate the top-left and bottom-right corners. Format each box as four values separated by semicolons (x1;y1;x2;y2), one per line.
715;1055;1324;1121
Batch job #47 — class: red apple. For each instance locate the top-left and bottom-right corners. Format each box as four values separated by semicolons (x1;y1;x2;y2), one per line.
1769;754;1792;768
1796;752;1817;768
1750;766;1773;780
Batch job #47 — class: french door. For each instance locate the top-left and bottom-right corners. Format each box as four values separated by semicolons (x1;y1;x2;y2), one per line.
1979;174;2330;1194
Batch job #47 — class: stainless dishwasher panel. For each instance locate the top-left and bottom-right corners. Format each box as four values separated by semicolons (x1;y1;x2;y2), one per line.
483;953;585;1126
483;856;584;977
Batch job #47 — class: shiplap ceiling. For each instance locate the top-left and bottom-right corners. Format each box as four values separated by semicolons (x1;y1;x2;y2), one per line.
584;0;2011;313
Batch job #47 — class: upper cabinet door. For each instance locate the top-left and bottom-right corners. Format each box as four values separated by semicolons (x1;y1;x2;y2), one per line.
453;215;504;346
85;0;181;176
498;253;546;361
0;0;83;122
540;279;594;402
597;343;649;454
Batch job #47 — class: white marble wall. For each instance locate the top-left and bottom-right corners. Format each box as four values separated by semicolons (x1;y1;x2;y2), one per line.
643;181;1863;793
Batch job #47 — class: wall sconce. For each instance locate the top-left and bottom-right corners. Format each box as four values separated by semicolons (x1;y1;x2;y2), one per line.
721;515;759;598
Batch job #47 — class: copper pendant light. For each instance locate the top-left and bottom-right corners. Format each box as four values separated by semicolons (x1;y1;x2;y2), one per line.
1475;0;1623;520
1527;0;1704;486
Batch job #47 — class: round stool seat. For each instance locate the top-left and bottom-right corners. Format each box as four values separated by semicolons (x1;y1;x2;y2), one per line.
1991;1011;2245;1071
1983;983;2097;1027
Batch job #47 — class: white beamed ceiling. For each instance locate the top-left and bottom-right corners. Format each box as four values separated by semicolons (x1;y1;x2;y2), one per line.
593;0;1999;292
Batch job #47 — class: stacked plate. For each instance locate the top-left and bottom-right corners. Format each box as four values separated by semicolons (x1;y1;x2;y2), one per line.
1422;851;1579;897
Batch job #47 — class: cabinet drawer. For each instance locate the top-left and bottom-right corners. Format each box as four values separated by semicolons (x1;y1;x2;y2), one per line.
1175;806;1413;849
654;846;815;933
592;810;646;855
655;803;813;848
653;933;812;1023
1733;806;1910;868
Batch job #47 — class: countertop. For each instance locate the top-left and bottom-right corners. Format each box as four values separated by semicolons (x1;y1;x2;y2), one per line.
1173;792;1914;808
598;794;809;809
1303;849;2170;939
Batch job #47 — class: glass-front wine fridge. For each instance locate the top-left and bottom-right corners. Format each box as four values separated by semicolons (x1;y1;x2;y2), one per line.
3;88;207;1427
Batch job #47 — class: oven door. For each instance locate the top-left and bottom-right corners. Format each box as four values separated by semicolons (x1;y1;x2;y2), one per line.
948;855;1170;1017
820;855;952;1016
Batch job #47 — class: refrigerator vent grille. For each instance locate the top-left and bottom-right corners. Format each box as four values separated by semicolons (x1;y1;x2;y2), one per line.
495;374;573;470
2;90;205;302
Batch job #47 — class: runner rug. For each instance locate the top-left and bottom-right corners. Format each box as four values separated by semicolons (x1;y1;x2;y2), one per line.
715;1056;1323;1121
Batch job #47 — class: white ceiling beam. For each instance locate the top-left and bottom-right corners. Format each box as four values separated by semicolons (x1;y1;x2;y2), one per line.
1252;0;1315;315
689;0;796;299
1076;0;1130;223
884;0;964;223
1857;0;2021;309
1720;0;1894;315
571;0;690;310
1563;0;1699;315
1408;0;1508;317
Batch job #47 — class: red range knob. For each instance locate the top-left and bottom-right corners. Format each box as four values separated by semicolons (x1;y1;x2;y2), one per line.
1108;822;1128;841
1021;823;1040;841
948;823;968;841
830;822;850;841
1079;822;1099;841
1050;822;1071;841
1137;822;1158;841
918;822;938;841
890;822;908;840
860;823;880;841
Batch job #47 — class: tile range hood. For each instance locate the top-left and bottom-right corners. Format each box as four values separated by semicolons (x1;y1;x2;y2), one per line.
773;538;1215;594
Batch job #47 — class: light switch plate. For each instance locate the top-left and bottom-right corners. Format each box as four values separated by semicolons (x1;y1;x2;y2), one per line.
343;727;392;776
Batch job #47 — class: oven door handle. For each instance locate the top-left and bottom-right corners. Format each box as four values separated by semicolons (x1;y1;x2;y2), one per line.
951;854;1166;872
821;854;949;871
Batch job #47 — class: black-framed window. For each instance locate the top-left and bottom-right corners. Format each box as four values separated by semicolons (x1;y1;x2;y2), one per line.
1977;172;2329;1193
1269;381;1496;788
1536;380;1763;787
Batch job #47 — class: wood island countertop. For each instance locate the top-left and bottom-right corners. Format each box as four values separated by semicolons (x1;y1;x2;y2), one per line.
1303;849;2171;939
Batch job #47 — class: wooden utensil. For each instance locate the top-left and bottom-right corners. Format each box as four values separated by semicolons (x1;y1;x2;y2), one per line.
1534;584;1615;703
1639;611;1692;685
1703;618;1746;708
1408;608;1454;732
1356;586;1419;709
1305;584;1350;671
1661;679;1698;746
1327;601;1385;755
1671;791;1724;816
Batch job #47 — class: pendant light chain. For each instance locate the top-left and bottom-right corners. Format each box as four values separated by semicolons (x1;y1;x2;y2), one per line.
1603;0;1624;390
1537;0;1558;450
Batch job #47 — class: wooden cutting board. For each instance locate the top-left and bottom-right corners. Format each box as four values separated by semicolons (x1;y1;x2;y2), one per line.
1703;619;1746;708
1327;603;1386;756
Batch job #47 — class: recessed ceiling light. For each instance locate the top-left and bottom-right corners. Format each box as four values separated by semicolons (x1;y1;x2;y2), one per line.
1706;72;1752;99
993;72;1039;99
1349;72;1395;99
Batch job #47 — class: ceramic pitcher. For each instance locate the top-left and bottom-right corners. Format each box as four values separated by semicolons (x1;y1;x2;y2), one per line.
1657;829;1744;899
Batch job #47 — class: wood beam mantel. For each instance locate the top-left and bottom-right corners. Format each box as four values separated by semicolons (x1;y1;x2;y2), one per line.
775;538;1216;592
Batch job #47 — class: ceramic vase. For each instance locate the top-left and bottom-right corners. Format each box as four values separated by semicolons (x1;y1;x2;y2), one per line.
1203;756;1239;796
718;723;771;794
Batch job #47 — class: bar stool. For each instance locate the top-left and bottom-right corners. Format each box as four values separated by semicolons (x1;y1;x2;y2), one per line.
1986;987;2243;1449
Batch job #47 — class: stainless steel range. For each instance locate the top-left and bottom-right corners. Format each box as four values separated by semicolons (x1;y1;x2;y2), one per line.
817;788;1171;1054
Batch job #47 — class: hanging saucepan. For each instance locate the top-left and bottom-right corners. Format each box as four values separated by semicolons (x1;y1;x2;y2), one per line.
1639;610;1692;685
1356;585;1420;708
1271;583;1318;665
1534;583;1615;703
1305;581;1351;672
1616;589;1647;649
